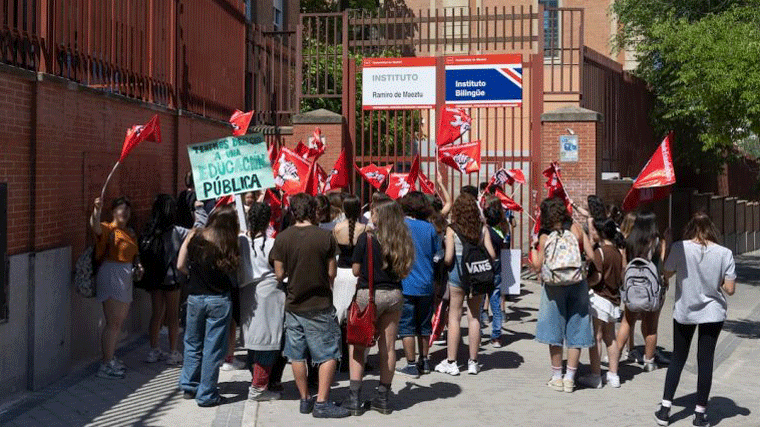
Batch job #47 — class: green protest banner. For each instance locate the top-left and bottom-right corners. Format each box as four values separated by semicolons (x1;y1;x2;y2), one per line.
187;133;275;200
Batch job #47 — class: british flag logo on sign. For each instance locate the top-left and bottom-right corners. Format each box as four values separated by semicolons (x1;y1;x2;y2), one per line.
444;54;523;108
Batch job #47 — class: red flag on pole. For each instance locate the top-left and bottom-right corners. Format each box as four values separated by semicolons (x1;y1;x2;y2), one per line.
623;132;676;211
439;140;481;174
488;167;526;190
493;187;523;212
543;162;573;214
308;127;326;159
302;160;321;196
273;147;312;195
268;142;278;166
214;195;235;209
229;109;253;136
437;107;472;146
119;114;161;162
356;163;393;190
418;170;436;195
264;189;282;238
324;149;349;192
386;173;414;199
294;140;310;158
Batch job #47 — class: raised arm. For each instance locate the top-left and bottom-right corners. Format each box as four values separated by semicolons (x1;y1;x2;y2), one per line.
437;171;452;217
90;198;103;236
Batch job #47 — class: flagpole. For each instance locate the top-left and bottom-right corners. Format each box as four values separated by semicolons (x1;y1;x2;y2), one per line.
100;161;120;202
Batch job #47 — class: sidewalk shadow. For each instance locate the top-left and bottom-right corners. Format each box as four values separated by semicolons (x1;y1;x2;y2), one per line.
734;253;760;287
392;381;462;411
219;380;257;404
478;350;524;371
723;318;760;339
669;393;751;425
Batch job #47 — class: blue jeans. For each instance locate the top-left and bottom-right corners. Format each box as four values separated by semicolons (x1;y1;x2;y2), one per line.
535;282;595;348
179;294;231;406
481;286;503;339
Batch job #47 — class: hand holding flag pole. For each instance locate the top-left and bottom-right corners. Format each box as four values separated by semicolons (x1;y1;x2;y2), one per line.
100;115;162;202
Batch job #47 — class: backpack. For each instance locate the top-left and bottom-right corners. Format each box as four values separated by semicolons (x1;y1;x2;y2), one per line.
74;246;98;298
621;257;662;312
135;231;170;289
453;228;495;296
541;229;584;286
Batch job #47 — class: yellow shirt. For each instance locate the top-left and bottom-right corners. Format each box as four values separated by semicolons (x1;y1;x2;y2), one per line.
96;221;138;263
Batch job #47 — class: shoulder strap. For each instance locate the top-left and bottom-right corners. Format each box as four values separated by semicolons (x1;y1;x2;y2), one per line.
367;232;374;304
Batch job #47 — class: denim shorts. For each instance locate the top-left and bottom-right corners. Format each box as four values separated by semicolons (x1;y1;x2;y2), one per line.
535;281;595;348
398;294;434;337
284;307;342;365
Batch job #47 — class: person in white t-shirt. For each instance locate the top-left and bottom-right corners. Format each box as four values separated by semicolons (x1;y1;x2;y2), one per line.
654;212;736;427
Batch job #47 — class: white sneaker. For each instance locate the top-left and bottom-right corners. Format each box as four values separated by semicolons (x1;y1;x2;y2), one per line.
606;372;621;388
467;359;480;375
166;350;183;366
145;348;166;363
221;358;246;371
577;374;603;389
644;358;659;372
434;360;460;376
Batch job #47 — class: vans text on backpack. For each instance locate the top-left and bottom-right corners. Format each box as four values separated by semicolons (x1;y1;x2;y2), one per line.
452;227;495;296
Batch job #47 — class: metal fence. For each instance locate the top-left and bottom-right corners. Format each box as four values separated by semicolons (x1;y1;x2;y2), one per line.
581;47;656;178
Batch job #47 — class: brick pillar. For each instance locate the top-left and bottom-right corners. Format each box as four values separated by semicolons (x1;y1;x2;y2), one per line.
540;106;604;209
291;108;346;188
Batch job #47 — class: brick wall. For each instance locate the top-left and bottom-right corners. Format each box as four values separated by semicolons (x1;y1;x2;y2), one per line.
540;120;600;203
0;65;230;258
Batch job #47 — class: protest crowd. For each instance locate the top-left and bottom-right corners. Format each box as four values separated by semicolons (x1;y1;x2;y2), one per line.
76;110;737;426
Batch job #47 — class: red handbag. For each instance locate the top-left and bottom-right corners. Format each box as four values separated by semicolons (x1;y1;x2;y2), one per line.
346;233;377;347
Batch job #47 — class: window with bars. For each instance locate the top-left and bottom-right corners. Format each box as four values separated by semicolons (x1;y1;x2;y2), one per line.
540;0;559;58
273;0;283;30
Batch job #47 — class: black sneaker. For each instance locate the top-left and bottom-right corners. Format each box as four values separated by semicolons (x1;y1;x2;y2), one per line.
418;357;431;375
182;391;195;400
312;400;351;418
655;406;670;426
693;412;711;427
300;397;315;414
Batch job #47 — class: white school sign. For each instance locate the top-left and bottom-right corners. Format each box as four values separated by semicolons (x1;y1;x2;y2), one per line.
362;57;436;110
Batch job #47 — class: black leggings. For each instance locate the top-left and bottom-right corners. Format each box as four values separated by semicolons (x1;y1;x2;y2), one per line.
663;320;723;407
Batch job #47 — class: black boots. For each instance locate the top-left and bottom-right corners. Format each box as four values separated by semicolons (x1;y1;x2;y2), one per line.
344;382;365;416
370;383;392;415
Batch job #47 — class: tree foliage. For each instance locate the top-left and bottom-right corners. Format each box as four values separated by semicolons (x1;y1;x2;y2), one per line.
613;0;760;173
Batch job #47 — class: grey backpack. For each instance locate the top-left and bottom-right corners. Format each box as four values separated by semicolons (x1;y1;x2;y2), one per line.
621;257;662;312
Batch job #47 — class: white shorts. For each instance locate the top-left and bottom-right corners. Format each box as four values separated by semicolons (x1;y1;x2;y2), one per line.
589;291;621;323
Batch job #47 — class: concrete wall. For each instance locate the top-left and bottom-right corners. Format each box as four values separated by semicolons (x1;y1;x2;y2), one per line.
0;255;30;397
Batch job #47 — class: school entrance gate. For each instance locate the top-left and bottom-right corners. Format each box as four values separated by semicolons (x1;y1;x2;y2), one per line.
298;7;584;252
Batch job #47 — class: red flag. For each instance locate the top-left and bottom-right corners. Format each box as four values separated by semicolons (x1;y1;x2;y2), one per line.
356;163;393;190
493;187;522;212
264;189;282;238
408;155;420;185
119;114;161;162
386;173;414;200
214;195;235;209
489;167;525;190
439;140;481;174
623;132;676;211
308;127;326;159
229;109;253;136
418;170;436;195
302;160;321;196
268;142;279;166
428;299;449;347
324;149;349;192
273;147;312;195
294;140;310;158
437;107;472;146
543;162;572;214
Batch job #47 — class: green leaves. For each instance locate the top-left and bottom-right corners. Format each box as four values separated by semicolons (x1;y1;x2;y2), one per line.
614;0;760;173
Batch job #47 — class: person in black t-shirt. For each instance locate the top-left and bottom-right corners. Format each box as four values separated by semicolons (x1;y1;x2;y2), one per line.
177;205;239;407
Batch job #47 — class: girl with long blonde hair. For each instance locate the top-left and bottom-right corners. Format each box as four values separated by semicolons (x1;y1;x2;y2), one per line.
345;199;414;416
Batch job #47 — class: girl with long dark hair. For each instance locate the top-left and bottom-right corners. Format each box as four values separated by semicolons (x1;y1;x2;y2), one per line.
616;211;667;373
139;194;201;365
655;213;735;427
177;205;240;407
332;195;369;324
435;193;496;376
345;199;414;415
238;202;286;401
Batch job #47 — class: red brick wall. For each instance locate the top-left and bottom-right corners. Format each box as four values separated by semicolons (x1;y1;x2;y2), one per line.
540;120;600;204
0;66;229;258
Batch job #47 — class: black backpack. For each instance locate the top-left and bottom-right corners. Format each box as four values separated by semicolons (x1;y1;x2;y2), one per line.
453;227;495;296
136;231;169;289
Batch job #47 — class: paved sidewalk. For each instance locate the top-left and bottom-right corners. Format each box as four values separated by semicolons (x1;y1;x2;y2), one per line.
2;253;760;427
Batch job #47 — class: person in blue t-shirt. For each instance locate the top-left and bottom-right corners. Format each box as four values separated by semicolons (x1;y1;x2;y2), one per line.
395;192;440;378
